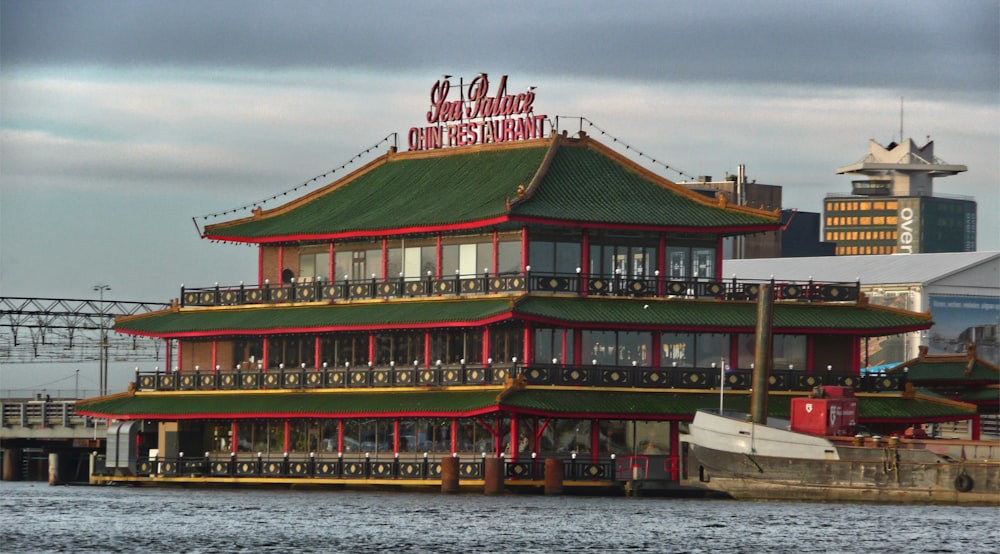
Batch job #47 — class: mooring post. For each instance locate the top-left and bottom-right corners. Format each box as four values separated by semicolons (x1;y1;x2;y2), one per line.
751;283;774;425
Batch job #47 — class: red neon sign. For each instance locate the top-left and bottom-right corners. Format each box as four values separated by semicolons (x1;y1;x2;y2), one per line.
409;74;547;151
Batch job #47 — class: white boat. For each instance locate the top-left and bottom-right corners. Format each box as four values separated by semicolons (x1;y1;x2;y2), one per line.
684;406;1000;505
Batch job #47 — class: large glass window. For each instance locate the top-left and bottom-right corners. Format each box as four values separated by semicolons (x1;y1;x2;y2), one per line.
497;239;522;274
375;331;425;366
694;333;727;367
666;246;689;279
582;330;616;365
299;249;330;280
533;328;573;365
431;329;482;365
773;335;807;370
661;332;694;367
489;324;524;363
320;332;369;367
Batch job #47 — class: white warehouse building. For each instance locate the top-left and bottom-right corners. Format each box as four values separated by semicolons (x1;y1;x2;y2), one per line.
725;251;999;369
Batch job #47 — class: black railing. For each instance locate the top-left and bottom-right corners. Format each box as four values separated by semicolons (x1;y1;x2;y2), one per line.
134;364;906;393
123;454;617;482
180;273;860;307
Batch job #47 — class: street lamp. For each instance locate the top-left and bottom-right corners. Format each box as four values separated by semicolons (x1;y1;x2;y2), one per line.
94;284;111;396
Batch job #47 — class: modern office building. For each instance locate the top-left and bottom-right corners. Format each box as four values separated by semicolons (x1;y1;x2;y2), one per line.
825;139;975;256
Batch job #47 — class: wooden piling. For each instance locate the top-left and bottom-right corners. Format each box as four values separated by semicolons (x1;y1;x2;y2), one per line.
483;456;504;495
441;455;460;493
544;458;564;495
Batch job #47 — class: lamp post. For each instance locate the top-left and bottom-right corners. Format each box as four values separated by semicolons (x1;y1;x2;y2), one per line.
94;284;111;396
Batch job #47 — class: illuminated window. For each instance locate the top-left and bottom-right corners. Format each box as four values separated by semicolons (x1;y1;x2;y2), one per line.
860;217;871;225
887;201;898;210
874;202;885;210
886;216;897;225
874;216;884;225
860;202;872;211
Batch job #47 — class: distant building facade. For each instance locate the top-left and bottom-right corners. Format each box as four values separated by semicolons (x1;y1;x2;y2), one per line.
825;139;975;256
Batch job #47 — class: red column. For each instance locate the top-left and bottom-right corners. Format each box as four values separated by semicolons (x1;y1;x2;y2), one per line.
283;420;290;454
972;416;982;441
368;333;376;366
393;419;400;454
482;327;490;365
337;419;344;453
669;422;680;480
561;329;568;366
450;418;458;454
806;336;815;372
231;421;238;455
581;229;590;297
436;234;442;278
211;341;218;372
314;336;322;370
523;323;532;365
652;331;661;369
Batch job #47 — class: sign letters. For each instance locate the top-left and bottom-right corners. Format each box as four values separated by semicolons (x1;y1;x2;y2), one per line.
408;74;547;151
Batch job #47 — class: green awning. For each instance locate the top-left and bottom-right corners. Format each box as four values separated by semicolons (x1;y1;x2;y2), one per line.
116;295;931;337
77;387;975;423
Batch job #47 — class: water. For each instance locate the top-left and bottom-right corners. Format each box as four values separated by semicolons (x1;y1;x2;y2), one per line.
1;482;997;553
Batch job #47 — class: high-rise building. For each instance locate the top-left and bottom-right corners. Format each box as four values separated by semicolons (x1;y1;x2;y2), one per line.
824;139;975;256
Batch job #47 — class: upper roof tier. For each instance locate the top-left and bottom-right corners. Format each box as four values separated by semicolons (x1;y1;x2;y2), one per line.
203;132;781;243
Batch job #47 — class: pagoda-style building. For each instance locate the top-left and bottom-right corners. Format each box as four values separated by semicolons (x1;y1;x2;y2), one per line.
77;76;973;492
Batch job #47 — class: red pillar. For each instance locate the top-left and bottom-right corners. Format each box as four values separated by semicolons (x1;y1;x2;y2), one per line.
368;333;376;366
573;329;583;368
328;242;335;280
262;338;269;370
523;323;532;365
393;419;400;454
521;227;529;272
314;336;322;370
581;229;590;297
450;418;458;454
258;245;264;286
424;331;432;368
283;420;290;454
972;416;982;440
165;339;172;374
211;340;218;372
482;327;490;365
669;423;680;480
560;329;568;366
714;237;723;281
381;238;388;280
231;421;239;455
492;231;499;273
337;419;344;453
436;234;442;278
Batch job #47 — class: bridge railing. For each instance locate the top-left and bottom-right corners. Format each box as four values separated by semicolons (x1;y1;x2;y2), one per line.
0;399;99;429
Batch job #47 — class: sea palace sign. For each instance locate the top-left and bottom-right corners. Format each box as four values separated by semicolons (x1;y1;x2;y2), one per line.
408;74;548;151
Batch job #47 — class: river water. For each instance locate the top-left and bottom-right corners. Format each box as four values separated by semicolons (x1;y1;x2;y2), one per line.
0;481;996;553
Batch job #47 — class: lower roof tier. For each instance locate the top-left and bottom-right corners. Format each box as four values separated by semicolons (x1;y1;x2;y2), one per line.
115;295;932;338
76;387;974;423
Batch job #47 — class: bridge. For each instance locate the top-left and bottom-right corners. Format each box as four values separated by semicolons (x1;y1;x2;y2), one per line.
0;296;167;482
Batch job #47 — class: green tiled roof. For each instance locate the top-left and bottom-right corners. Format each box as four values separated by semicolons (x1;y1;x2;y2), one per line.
886;357;1000;383
516;296;932;334
204;136;779;242
207;145;548;240
116;295;931;337
76;390;501;419
512;143;774;228
77;387;974;423
116;298;513;336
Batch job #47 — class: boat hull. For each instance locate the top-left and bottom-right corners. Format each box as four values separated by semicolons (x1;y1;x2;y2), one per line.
685;411;1000;505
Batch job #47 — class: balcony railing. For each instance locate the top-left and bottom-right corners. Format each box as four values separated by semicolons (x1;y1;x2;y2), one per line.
103;453;618;482
134;363;906;393
180;273;860;308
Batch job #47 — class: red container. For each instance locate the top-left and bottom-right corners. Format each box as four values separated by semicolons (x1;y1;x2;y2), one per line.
791;397;858;436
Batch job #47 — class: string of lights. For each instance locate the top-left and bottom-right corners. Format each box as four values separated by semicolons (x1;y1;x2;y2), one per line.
193;132;399;225
555;116;696;181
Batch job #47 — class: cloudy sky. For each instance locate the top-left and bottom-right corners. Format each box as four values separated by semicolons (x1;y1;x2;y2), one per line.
2;0;998;305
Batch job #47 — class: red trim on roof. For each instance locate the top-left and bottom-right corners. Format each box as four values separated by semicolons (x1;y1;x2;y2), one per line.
116;312;515;339
510;215;780;234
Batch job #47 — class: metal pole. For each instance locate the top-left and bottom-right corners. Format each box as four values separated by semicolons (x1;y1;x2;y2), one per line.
94;284;111;396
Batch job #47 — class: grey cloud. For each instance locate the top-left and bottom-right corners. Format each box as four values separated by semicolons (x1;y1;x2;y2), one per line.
2;0;997;93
